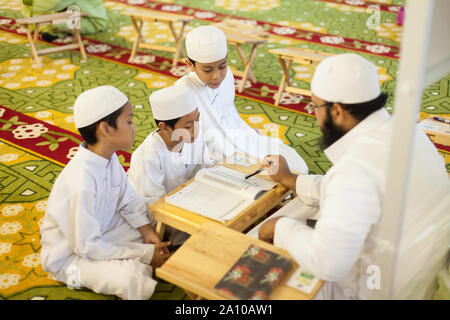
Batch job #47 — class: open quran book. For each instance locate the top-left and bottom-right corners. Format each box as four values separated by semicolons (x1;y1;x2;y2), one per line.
165;166;276;223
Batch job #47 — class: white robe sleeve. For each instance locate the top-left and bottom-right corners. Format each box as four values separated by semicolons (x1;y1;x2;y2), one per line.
274;164;381;281
224;70;255;132
295;174;323;207
117;170;152;228
51;190;154;264
139;156;167;207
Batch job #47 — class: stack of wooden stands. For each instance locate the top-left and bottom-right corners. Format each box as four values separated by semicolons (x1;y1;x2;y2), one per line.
16;11;88;68
213;19;268;93
150;153;322;300
121;11;193;66
155;222;324;300
269;47;332;106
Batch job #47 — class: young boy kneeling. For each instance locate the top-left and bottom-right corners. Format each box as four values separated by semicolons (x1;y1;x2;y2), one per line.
128;85;213;245
40;86;171;300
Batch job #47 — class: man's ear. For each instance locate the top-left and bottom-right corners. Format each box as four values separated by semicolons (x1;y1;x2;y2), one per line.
186;58;195;72
331;103;347;126
332;103;359;130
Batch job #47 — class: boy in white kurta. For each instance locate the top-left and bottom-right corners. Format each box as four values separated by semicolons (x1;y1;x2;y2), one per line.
40;86;171;300
128;85;213;245
175;26;309;174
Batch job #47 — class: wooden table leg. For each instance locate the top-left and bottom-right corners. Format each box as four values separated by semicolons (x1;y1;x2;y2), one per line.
33;23;40;43
24;24;41;67
129;17;144;62
178;22;187;58
73;28;87;61
168;21;186;66
274;57;292;106
238;43;259;93
184;289;202;300
279;57;293;86
156;221;166;240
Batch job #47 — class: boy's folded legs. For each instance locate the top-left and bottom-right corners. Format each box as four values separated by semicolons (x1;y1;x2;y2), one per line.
76;257;157;300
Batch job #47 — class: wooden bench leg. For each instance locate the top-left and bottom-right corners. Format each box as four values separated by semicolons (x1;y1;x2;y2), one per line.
274;58;292;106
73;28;87;61
168;21;187;66
129;17;144;62
24;24;41;68
33;23;40;44
156;221;166;240
185;289;202;300
238;43;259;93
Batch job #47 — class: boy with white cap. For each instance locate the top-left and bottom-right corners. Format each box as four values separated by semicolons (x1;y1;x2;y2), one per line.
128;85;213;245
253;54;449;299
174;25;309;174
40;85;171;300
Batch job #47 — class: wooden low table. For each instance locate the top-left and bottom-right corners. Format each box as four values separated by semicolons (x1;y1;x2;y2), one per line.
16;12;88;68
122;11;193;66
156;222;324;300
269;47;332;105
213;23;267;93
224;32;267;93
149;160;289;240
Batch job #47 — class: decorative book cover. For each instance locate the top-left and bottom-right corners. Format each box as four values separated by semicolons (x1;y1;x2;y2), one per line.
214;244;292;300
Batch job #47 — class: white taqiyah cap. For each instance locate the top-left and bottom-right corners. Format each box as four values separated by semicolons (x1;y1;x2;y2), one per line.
150;85;197;121
186;26;227;63
74;85;128;128
311;53;380;104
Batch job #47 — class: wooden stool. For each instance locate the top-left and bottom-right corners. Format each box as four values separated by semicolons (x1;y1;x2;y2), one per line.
121;11;193;66
213;21;267;93
269;47;332;105
16;11;88;68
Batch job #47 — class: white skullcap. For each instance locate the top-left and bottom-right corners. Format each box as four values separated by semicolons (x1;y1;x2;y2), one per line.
150;85;197;121
186;26;227;63
311;53;380;104
74;85;128;128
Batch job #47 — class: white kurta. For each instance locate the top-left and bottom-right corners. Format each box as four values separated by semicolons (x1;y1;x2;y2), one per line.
128;130;213;244
254;108;450;299
40;143;157;300
174;68;309;174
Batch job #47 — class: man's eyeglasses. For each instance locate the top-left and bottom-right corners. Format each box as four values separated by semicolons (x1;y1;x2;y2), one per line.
305;102;330;114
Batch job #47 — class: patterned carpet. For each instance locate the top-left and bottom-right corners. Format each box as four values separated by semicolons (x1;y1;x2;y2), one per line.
0;0;448;300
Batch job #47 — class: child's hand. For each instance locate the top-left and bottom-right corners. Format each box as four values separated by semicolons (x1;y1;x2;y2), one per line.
144;229;161;245
138;224;162;244
150;241;172;269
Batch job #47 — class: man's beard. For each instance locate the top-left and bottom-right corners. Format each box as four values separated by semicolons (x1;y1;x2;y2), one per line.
319;107;347;149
